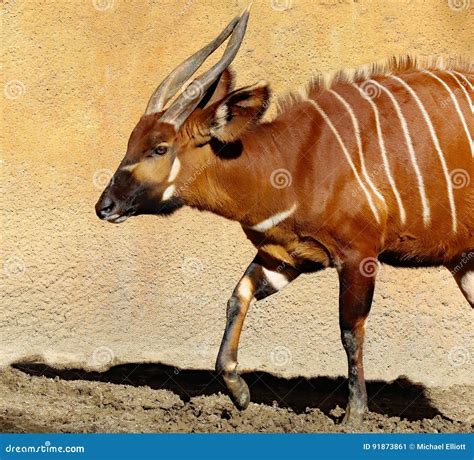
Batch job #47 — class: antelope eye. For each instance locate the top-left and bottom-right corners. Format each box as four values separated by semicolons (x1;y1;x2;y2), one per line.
152;144;168;156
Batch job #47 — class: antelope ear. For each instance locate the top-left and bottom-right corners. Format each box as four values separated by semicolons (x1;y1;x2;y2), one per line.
198;68;236;109
208;82;271;143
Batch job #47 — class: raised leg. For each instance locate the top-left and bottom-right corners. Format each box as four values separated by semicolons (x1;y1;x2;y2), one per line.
446;251;474;307
338;255;376;425
216;252;300;409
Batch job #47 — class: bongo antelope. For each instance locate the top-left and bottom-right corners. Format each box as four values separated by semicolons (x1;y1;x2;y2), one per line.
96;8;473;424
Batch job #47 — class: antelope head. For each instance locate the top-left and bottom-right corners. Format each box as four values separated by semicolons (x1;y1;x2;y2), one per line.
95;6;270;223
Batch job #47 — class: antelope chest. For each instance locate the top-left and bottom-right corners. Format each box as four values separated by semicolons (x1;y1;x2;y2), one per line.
242;225;332;272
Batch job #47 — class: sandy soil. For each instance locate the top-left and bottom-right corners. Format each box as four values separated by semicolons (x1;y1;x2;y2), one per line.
0;365;472;433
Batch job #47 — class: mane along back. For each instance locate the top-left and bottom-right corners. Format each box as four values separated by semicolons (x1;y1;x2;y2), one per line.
276;55;473;114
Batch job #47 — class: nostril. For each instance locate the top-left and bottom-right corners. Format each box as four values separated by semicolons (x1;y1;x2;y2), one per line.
96;195;116;219
102;202;114;214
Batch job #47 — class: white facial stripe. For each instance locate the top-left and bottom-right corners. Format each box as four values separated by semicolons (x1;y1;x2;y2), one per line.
328;89;386;205
251;204;297;232
424;70;473;157
460;271;474;304
447;71;473;112
391;75;457;233
307;99;382;225
121;163;138;173
168;157;181;182
162;184;176;201
352;84;406;225
262;267;289;291
369;79;431;226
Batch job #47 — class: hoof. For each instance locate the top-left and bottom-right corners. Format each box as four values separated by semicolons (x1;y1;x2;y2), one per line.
225;375;250;410
341;405;366;427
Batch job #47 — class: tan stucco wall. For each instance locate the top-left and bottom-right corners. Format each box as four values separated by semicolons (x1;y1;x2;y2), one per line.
1;0;473;388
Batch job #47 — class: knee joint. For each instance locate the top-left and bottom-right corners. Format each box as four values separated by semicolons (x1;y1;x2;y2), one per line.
226;295;241;318
216;357;237;375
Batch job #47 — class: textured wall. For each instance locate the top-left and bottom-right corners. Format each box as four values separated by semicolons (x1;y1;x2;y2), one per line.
1;0;473;387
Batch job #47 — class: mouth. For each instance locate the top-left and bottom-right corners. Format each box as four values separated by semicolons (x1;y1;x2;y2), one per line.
104;208;137;224
104;214;129;224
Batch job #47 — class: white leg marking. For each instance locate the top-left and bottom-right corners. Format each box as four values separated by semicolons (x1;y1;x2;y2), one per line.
262;267;289;291
328;89;386;205
369;80;431;225
391;76;457;233
452;70;473;91
251;204;297;232
460;271;474;304
162;184;176;201
424;70;473;157
306;100;382;224
167;157;181;182
352;84;406;225
447;71;473;113
238;276;254;301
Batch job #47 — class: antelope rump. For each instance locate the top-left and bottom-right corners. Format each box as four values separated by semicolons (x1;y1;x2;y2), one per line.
95;8;473;424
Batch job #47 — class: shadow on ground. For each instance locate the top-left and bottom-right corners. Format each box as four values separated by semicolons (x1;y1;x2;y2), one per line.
14;363;443;422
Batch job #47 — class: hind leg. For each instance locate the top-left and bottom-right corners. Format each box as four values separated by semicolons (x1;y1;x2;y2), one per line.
338;253;376;425
446;251;474;307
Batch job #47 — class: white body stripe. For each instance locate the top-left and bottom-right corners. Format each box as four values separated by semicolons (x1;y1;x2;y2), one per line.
369;80;431;225
353;84;406;225
452;70;473;91
391;76;457;233
424;70;473;157
307;99;382;224
447;71;473;113
262;267;289;291
328;89;386;205
250;204;297;232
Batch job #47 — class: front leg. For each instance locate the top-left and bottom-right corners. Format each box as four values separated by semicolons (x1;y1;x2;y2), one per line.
216;253;300;409
338;254;376;425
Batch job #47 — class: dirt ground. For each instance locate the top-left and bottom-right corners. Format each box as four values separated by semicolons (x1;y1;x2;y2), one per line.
0;364;472;433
